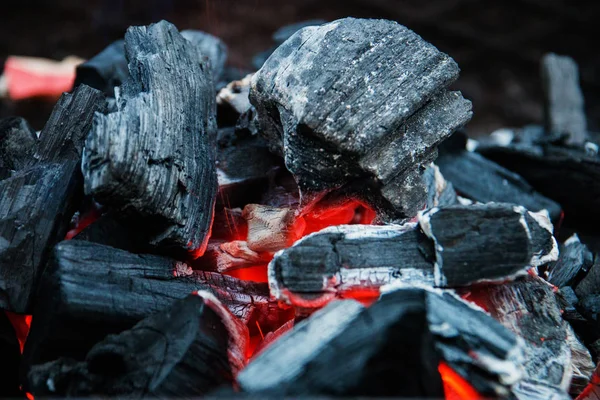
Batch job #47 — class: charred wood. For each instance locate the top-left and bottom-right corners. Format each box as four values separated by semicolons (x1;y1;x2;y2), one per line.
576;257;600;299
74;40;128;96
22;240;288;378
82;21;217;258
28;294;245;397
541;53;587;145
0;116;37;175
250;17;472;221
243;204;304;253
548;234;594;288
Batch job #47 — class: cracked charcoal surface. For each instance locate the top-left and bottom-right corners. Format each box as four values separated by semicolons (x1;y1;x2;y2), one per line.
0;116;38;176
82;21;217;258
250;17;472;221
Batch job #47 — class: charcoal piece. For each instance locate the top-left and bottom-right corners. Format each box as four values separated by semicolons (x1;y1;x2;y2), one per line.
580;295;600;321
541;53;587;145
82;21;217;257
268;224;434;310
477;130;600;231
512;380;570;400
217;74;253;126
240;288;523;397
0;116;37;172
243;204;304;253
577;363;600;400
0;311;21;397
476;275;573;390
436;136;562;220
424;163;457;208
74;40;128;96
576;257;600;299
239;295;444;397
557;286;586;322
181;30;227;82
0;86;105;313
22;240;288;376
250;18;472;221
419;203;558;287
548;234;594;288
28;294;245;397
216;127;283;208
196;240;272;273
567;324;595;396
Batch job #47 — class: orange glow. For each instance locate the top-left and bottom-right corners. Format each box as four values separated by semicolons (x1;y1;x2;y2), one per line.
64;207;101;240
25;392;34;400
4;311;32;353
439;362;482;400
341;287;380;306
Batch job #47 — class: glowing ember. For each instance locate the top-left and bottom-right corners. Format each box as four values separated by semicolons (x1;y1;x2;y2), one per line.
439;362;482;400
4;311;32;353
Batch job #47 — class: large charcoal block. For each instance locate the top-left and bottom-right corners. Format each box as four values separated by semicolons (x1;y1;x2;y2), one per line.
82;21;218;257
250;17;472;221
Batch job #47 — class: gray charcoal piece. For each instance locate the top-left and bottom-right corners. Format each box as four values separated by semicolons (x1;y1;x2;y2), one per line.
250;17;472;221
0;116;38;174
82;21;218;257
548;234;594;288
419;203;558;287
541;53;587;145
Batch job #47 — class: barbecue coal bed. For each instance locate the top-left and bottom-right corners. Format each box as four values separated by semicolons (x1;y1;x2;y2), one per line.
2;17;600;400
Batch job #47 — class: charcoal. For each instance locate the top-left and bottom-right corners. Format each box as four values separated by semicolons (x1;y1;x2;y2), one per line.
512;380;570;400
474;275;573;390
269;224;434;311
196;240;272;274
217;74;253;126
0;116;37;173
541;53;587;145
478;128;600;231
567;324;595;396
577;363;600;400
82;21;218;258
436;132;562;220
420;203;558;286
580;295;600;321
22;240;289;376
250;18;472;221
0;311;21;397
557;286;586;322
548;234;594;288
28;294;245;397
216;127;283;208
0;85;105;313
74;40;128;96
576;257;600;298
181;30;227;82
240;288;523;397
243;204;304;253
423;163;458;208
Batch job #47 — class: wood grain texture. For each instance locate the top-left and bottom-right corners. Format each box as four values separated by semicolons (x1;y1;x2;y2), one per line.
82;20;218;257
250;18;472;221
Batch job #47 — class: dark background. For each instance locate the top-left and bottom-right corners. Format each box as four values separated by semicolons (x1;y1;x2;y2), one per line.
1;0;599;134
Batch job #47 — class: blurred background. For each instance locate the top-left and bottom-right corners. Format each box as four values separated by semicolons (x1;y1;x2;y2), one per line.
1;0;599;134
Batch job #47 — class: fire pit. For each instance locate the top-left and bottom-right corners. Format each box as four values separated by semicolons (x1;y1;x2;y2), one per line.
1;16;600;399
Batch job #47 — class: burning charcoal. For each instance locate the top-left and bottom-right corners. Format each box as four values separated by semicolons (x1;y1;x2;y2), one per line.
240;288;523;397
250;18;472;221
419;203;558;287
477;128;600;232
567;324;596;396
436;132;562;220
541;53;587;145
197;240;272;274
0;85;105;313
82;21;218;258
22;240;289;375
74;40;128;96
0;116;37;174
512;380;570;400
239;296;444;397
28;293;247;397
181;30;228;82
473;275;574;390
269;224;434;311
243;204;304;253
216;127;283;208
0;311;21;397
548;234;594;288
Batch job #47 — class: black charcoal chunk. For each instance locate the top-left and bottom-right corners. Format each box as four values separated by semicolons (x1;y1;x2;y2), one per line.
0;116;38;173
576;257;600;299
250;18;472;221
436;135;561;220
28;295;238;397
240;288;523;397
0;311;21;397
424;164;458;208
82;21;217;257
548;234;594;288
181;30;228;82
22;240;286;378
74;40;128;96
0;85;105;313
541;53;587;145
419;203;558;286
477;276;574;390
269;224;434;311
478;129;600;232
